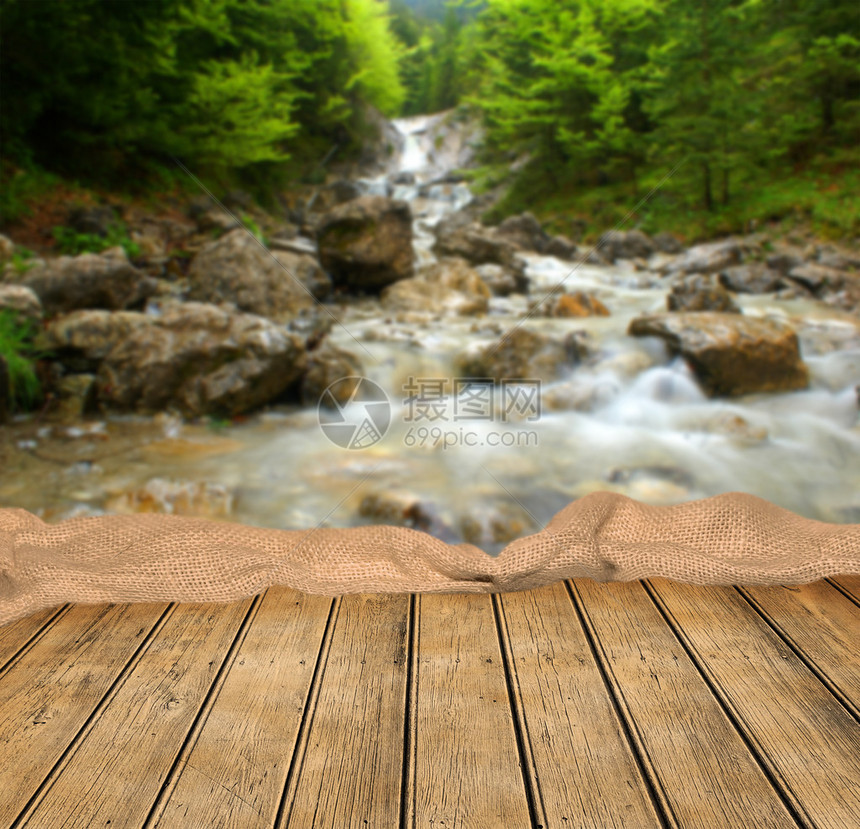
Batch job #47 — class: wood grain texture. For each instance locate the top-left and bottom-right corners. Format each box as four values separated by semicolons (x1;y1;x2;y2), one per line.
278;593;410;829
573;579;800;829
0;601;169;826
830;575;860;603
738;582;860;715
151;588;334;828
410;592;532;829
20;599;252;829
0;606;66;673
647;578;860;829
498;582;663;828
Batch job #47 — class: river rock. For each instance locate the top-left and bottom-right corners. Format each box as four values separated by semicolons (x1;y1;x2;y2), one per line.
787;263;845;295
316;195;414;291
310;180;363;215
473;262;530;296
718;264;785;294
196;208;240;233
667;274;740;313
545;235;578;260
97;301;306;417
495;212;549;253
766;245;806;274
273;249;332;300
598;230;656;261
186;228;315;321
540;291;611;317
652;232;684;254
662;238;742;276
105;478;234;519
432;215;523;269
628;311;809;396
40;309;155;365
0;284;42;325
381;258;490;316
816;246;860;271
300;342;364;406
20;248;157;315
455;327;571;382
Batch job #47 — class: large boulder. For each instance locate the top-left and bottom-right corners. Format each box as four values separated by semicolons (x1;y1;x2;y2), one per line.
40;310;154;368
718;264;785;294
495;212;550;253
381;258;491;316
544;235;578;261
432;215;523;269
97;302;307;417
628;312;809;397
187;228;315;321
455;327;572;383
766;244;806;275
667;274;740;313
20;248;157;316
786;263;846;296
273;249;332;301
316;196;414;291
652;232;684;254
0;284;43;325
598;230;656;261
662;238;743;276
300;341;365;406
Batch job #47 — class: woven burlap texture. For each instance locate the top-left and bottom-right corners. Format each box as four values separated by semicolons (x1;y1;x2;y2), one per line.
2;490;859;626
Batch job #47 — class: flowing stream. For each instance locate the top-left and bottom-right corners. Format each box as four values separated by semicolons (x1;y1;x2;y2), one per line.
2;113;859;546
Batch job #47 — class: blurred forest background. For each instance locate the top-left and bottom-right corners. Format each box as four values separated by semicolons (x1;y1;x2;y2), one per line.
1;0;858;239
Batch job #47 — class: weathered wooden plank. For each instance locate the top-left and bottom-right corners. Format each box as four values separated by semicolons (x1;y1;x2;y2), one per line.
0;606;67;673
647;578;860;829
498;582;663;828
20;599;253;829
830;575;860;604
0;601;170;826
278;593;410;828
149;588;334;829
738;582;860;715
409;592;532;828
573;579;800;829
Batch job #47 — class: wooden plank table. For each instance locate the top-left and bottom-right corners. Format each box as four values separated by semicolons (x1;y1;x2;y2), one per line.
1;577;858;829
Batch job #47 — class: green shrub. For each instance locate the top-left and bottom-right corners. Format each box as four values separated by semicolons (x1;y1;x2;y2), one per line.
52;222;141;259
0;309;43;413
8;247;36;276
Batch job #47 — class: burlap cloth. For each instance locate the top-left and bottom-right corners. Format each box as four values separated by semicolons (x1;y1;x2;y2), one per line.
2;491;859;626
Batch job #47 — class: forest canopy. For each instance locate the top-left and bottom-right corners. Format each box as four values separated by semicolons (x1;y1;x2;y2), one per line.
0;0;406;177
1;0;857;230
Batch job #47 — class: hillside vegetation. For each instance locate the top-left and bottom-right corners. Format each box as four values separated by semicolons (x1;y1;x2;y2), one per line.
1;0;858;240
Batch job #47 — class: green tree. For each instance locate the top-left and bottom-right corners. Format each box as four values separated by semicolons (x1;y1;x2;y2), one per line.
643;0;762;210
467;0;656;183
0;0;407;179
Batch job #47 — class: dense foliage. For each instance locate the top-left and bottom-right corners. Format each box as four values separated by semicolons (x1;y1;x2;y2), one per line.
462;0;859;228
1;0;856;234
0;0;405;179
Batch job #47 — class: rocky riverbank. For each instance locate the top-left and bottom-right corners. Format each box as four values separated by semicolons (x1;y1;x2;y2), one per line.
1;112;858;545
2;197;858;422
